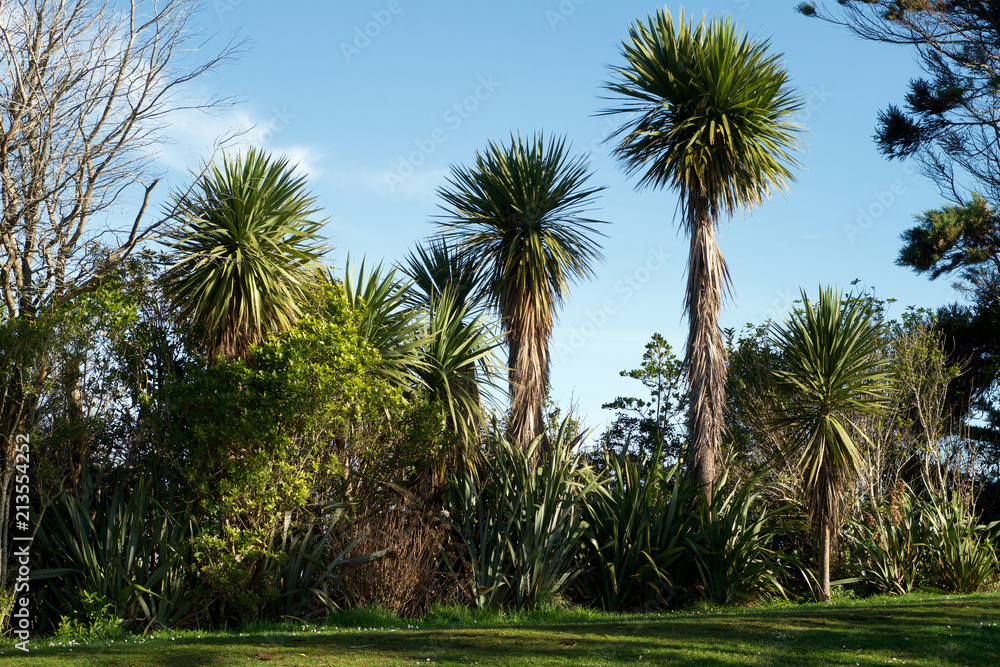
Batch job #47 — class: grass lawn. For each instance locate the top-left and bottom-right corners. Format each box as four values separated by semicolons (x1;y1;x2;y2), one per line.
2;592;998;666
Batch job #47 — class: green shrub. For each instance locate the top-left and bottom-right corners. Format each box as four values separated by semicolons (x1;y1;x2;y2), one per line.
577;445;695;611
848;488;999;595
160;288;411;625
920;495;999;593
53;591;127;642
262;503;365;621
685;470;795;605
452;420;603;610
848;489;923;595
33;470;197;633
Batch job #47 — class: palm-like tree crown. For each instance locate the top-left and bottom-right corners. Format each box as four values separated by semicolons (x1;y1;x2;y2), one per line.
338;256;502;449
338;257;426;390
602;9;801;223
772;287;890;491
416;287;503;446
163;149;327;361
437;133;605;321
436;132;605;454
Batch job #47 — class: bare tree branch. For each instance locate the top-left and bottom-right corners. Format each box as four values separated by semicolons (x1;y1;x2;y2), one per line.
0;0;245;317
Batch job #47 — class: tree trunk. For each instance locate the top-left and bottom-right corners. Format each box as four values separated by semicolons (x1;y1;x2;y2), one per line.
62;353;87;498
685;207;728;502
508;313;549;468
819;519;832;602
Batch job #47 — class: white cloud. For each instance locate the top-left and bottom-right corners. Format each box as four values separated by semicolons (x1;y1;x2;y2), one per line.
277;145;325;179
155;105;325;178
157;105;451;202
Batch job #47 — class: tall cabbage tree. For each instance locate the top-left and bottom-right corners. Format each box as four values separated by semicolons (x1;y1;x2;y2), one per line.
163;149;327;362
601;9;801;497
771;286;890;601
436;133;605;460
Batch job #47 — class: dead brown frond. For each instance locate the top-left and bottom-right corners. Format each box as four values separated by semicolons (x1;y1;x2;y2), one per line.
505;288;552;464
330;503;468;617
685;201;731;499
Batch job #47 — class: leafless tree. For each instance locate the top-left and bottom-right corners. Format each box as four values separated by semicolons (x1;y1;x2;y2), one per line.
0;0;240;593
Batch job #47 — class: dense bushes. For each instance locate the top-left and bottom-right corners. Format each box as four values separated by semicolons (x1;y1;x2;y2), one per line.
34;470;197;632
11;276;998;642
154;287;421;625
30;434;1000;637
849;487;1000;595
452;423;601;610
21;266;460;632
6;260;999;641
578;446;693;611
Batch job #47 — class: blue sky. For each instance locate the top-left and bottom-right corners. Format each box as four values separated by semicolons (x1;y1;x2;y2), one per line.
164;1;962;432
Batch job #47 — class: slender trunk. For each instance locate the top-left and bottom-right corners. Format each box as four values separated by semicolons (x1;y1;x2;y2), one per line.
685;204;728;502
62;353;86;497
507;315;549;468
819;519;832;602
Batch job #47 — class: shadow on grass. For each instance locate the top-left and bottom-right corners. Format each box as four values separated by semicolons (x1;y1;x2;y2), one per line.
11;596;1000;666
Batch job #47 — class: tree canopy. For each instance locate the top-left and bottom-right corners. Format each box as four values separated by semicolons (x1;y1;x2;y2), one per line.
799;1;1000;205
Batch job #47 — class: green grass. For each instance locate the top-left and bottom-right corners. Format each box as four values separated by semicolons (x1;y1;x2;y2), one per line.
3;592;999;665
